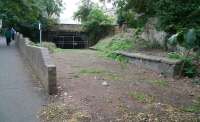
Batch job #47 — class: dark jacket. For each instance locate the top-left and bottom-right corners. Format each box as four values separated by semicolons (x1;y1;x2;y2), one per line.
5;29;12;39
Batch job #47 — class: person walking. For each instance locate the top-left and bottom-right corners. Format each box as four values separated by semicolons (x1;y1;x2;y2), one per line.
11;27;16;40
5;28;12;46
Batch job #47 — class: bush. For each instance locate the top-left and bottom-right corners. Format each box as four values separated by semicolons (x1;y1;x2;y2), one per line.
74;2;114;46
42;42;57;53
83;7;113;45
29;41;57;53
94;33;134;62
156;0;200;31
168;52;198;78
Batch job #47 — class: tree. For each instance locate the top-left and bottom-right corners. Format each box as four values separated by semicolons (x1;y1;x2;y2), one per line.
155;0;200;32
74;2;113;45
0;0;63;38
74;0;94;23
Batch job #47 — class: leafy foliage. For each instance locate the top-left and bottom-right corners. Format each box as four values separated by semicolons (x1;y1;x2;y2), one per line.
111;0;200;32
74;3;113;45
0;0;63;39
74;0;93;23
184;98;200;113
167;28;200;77
168;52;198;78
94;33;133;62
155;0;200;31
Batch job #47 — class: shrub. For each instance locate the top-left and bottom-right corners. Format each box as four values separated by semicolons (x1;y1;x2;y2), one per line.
74;3;113;46
29;41;57;53
41;42;57;53
94;33;134;62
168;52;198;78
83;7;113;45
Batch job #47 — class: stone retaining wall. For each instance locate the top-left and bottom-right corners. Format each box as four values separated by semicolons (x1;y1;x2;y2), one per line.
15;33;57;95
116;51;182;77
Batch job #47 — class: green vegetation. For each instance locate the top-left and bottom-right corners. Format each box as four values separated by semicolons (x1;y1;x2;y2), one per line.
168;28;200;78
104;0;200;30
29;41;57;53
41;42;57;53
79;68;120;81
183;98;200;113
74;1;113;45
129;91;154;103
80;68;107;75
94;33;133;62
150;80;168;87
168;52;198;78
0;0;62;39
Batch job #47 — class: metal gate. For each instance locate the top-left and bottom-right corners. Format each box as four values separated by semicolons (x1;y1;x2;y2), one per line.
53;34;88;49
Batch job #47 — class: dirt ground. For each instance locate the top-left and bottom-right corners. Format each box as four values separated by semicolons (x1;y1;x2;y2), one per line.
50;49;200;122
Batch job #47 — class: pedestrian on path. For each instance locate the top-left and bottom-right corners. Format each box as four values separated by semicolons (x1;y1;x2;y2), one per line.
5;28;12;46
11;27;16;40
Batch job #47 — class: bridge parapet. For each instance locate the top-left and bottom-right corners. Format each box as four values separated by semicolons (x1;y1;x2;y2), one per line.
15;33;57;95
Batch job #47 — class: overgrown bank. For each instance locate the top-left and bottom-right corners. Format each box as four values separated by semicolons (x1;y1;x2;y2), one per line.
93;30;200;78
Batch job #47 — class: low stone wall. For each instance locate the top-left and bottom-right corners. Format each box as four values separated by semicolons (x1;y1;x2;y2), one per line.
15;33;57;95
116;51;182;77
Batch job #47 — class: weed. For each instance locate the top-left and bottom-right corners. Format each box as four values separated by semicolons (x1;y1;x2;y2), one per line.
79;68;120;81
150;80;168;87
79;69;106;75
94;33;134;63
73;75;80;78
168;52;198;78
183;98;200;113
41;42;57;53
129;91;154;104
168;52;182;59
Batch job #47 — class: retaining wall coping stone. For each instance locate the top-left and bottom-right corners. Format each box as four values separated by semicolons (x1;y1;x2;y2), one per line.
116;51;182;65
16;33;57;95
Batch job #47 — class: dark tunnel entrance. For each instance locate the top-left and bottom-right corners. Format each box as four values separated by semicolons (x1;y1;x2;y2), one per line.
45;24;89;49
52;32;88;49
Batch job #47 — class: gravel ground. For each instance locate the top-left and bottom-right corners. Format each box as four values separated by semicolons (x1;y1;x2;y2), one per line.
51;49;200;122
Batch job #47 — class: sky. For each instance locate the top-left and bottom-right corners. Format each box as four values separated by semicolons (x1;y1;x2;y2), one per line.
59;0;113;24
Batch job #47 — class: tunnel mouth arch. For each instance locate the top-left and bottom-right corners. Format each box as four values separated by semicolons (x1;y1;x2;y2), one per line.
45;24;88;49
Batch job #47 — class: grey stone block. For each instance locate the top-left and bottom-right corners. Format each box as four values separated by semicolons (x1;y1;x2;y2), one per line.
116;51;182;77
15;33;57;95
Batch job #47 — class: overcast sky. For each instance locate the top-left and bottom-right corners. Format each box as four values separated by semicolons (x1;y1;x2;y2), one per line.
59;0;113;24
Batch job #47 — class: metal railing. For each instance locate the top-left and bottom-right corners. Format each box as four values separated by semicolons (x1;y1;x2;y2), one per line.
53;36;88;49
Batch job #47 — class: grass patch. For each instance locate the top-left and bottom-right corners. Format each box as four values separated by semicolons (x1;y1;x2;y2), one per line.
79;69;107;75
79;68;120;81
129;91;154;104
150;80;168;87
183;98;200;113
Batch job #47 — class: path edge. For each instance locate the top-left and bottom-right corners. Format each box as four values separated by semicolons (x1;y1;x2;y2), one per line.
15;33;57;95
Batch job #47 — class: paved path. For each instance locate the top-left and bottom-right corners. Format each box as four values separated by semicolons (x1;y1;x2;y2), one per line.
0;37;46;122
